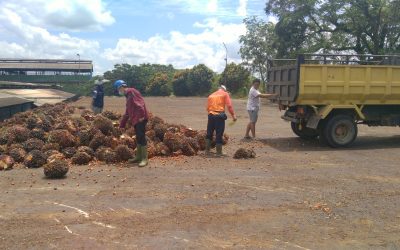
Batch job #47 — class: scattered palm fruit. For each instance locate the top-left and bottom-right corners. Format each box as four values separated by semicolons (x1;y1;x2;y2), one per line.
95;147;117;163
48;130;76;149
0;155;14;170
9;148;27;163
43;159;69;178
233;148;256;159
71;152;92;165
115;145;134;161
24;150;47;168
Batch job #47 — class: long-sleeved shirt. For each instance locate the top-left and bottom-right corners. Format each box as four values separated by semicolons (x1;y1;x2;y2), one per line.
92;85;104;108
120;88;149;128
207;89;235;117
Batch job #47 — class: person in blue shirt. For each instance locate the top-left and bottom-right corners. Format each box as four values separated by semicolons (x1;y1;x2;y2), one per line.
91;77;109;114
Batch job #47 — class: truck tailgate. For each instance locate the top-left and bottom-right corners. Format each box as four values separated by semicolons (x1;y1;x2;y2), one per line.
266;64;298;105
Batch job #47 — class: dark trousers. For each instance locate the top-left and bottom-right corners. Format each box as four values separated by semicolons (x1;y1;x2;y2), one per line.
134;120;148;146
206;114;225;144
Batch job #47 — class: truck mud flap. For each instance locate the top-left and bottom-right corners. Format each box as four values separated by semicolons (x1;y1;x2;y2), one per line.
306;114;321;129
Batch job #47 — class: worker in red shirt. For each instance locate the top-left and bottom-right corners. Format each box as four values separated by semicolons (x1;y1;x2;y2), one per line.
114;80;149;167
206;85;237;156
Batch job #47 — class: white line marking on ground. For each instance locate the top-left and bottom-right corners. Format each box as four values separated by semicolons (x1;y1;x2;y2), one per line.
92;221;116;229
224;181;274;191
109;207;115;211
94;212;103;217
53;218;61;223
173;236;190;242
51;202;89;218
121;206;145;215
64;225;134;247
274;239;311;250
64;226;73;234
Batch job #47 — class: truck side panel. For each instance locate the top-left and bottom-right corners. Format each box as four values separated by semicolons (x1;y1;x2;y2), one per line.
297;65;400;105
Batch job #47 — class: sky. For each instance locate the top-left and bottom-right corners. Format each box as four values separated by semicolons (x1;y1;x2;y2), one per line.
0;0;268;75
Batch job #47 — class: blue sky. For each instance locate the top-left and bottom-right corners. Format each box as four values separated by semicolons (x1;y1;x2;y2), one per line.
0;0;268;74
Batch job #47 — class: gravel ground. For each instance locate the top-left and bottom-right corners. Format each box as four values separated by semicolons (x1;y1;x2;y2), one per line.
1;96;400;249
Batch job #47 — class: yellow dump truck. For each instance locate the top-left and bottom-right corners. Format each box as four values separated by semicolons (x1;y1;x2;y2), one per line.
266;54;400;147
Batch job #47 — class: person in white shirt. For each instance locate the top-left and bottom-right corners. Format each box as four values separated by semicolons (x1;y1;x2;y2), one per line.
245;79;276;139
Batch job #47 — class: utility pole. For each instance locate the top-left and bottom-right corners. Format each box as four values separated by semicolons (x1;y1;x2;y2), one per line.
76;53;80;84
222;42;228;86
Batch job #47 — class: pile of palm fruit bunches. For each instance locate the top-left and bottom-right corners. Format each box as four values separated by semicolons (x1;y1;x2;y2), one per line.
0;102;228;177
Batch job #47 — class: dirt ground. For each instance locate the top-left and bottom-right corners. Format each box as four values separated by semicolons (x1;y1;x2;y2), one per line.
1;96;400;249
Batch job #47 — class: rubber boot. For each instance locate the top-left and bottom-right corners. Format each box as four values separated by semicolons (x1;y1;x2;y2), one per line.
205;139;211;155
138;145;148;167
216;144;226;157
128;145;142;163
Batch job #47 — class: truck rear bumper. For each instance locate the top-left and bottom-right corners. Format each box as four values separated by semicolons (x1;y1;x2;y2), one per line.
282;109;320;129
282;111;298;123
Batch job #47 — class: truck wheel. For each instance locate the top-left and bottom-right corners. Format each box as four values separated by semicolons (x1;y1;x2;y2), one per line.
323;115;357;147
291;122;318;140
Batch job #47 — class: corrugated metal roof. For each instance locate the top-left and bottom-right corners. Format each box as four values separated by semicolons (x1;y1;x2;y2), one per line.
0;96;33;108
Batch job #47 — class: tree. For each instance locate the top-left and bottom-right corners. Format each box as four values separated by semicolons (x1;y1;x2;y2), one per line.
103;63;135;95
188;64;214;96
265;0;400;56
239;16;277;84
172;69;191;96
219;63;250;94
145;72;171;96
172;64;214;96
103;63;176;95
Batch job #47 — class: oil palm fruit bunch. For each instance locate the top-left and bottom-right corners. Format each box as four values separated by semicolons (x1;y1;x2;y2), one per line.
24;150;47;168
43;159;69;178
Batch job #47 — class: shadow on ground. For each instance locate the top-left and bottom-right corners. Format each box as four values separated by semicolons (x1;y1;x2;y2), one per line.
258;135;400;152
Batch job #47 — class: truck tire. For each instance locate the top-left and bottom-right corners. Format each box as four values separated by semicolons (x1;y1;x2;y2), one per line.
291;122;318;140
323;115;357;147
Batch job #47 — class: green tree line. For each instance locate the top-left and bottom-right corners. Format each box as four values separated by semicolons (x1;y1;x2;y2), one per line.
64;62;253;97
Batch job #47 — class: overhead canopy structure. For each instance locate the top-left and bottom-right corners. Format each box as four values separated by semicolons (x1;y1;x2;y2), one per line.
0;88;76;106
0;58;93;84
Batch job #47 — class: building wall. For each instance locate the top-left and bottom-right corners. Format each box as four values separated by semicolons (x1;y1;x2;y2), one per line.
0;74;92;84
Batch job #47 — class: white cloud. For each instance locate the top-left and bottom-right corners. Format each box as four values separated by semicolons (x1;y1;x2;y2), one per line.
0;0;253;75
0;7;100;60
157;0;244;18
207;0;218;13
103;18;246;72
2;0;114;32
237;0;248;17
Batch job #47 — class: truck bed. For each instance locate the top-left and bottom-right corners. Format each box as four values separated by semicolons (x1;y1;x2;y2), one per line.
267;55;400;106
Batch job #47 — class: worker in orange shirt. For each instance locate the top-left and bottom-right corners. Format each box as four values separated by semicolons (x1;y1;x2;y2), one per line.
206;85;237;156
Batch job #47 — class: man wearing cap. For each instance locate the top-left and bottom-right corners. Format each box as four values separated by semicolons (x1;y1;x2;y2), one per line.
206;85;237;156
91;77;109;114
114;80;149;167
245;79;276;139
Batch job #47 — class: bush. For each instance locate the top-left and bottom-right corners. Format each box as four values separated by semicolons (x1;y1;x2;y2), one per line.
172;70;191;96
172;64;214;96
145;73;171;96
219;63;250;94
188;64;214;96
